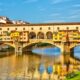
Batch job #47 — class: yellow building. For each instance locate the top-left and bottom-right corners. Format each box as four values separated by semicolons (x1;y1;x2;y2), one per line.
10;31;20;38
53;31;66;42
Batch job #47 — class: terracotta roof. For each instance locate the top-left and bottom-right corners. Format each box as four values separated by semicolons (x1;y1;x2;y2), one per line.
0;22;80;26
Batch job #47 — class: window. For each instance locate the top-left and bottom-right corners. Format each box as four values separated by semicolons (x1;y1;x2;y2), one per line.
7;28;9;30
7;38;10;40
76;27;78;30
40;27;42;30
15;28;17;30
0;28;2;30
20;38;22;40
55;38;57;40
57;27;60;30
48;27;50;30
24;34;26;36
23;28;25;30
67;27;69;30
31;28;33;30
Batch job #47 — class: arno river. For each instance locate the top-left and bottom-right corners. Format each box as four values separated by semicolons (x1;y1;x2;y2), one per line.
0;47;61;80
0;46;80;80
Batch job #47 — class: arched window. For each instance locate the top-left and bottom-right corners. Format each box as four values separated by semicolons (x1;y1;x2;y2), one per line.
29;32;36;39
46;31;53;39
37;32;44;39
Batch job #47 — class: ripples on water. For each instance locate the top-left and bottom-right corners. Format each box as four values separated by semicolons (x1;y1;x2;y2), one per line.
0;50;61;79
0;46;80;79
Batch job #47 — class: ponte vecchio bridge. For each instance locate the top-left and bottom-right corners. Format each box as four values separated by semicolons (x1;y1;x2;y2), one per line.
0;22;80;64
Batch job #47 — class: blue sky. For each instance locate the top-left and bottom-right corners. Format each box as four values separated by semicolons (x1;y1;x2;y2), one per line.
0;0;80;23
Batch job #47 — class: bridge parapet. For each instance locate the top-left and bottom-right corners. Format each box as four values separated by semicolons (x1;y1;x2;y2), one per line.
23;39;64;53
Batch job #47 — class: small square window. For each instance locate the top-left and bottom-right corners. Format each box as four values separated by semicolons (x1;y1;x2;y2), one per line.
7;28;9;30
48;27;50;30
31;28;33;30
0;28;2;30
67;27;69;30
40;27;42;30
15;28;17;30
76;27;78;30
23;28;25;30
57;27;59;30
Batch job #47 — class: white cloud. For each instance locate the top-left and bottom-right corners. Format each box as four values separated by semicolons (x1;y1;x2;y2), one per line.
24;0;38;3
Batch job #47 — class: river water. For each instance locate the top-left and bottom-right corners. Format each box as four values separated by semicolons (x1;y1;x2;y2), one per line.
0;46;79;80
0;51;61;80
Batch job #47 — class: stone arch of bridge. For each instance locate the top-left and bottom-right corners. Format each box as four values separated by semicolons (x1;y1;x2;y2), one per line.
1;42;15;48
70;44;80;58
70;44;80;50
23;41;63;53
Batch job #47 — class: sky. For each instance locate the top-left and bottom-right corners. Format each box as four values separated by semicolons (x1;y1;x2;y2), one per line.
0;0;80;23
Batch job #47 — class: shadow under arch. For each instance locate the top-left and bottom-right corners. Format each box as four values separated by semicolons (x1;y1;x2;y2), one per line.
0;43;15;57
46;31;53;39
22;42;61;54
29;32;36;39
37;32;44;39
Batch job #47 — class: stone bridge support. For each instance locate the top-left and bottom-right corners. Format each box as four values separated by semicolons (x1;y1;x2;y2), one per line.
14;42;23;55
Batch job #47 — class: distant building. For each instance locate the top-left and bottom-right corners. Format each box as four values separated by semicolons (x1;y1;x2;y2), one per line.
0;16;12;24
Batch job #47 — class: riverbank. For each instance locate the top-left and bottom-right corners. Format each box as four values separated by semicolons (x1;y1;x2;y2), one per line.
65;71;80;80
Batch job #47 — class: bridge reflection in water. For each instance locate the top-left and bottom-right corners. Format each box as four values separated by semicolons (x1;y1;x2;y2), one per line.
0;46;80;80
0;47;61;80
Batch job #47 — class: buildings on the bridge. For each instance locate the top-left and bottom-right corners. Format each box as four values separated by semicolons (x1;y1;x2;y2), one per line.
0;16;80;43
0;16;80;56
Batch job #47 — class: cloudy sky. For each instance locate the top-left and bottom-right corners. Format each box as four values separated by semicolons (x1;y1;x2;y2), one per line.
0;0;80;23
